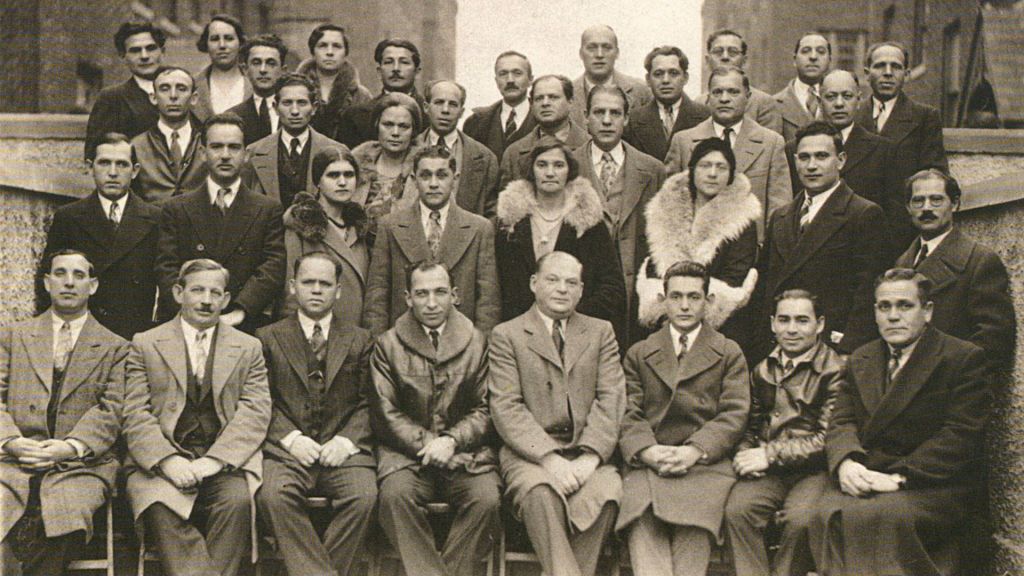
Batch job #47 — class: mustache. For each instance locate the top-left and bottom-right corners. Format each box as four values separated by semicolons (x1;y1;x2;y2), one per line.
389;71;404;79
918;211;937;220
505;83;519;90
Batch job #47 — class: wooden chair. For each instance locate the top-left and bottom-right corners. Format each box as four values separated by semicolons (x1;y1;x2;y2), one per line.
371;502;499;576
66;497;116;576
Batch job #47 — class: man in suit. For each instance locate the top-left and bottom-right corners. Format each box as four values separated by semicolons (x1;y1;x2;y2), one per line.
156;113;287;333
363;146;499;334
623;45;710;162
463;51;537;161
810;268;992;576
335;38;424;148
42;133;160;340
243;73;349;209
124;258;271;576
895;169;1015;368
568;25;652;128
857;41;949;250
84;21;165;160
131;66;208;204
417;79;500;217
256;252;377;576
701;29;780;133
499;75;590;189
618;261;750;576
758;121;888;358
574;85;666;347
1;250;126;575
369;261;501;576
666;66;792;241
774;33;831;143
228;34;288;146
489;251;625;576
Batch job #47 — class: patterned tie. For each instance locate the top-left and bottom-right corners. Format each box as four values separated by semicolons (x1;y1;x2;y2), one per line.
722;127;733;149
257;97;272;137
504;109;518;139
552;319;565;360
54;321;73;372
169;130;183;172
427;209;443;258
874;100;887;132
784;359;795;375
677;333;688;365
437;136;449;154
799;196;813;234
216;188;230;215
600;152;617;192
887;346;902;387
806;85;820;118
310;322;326;363
194;331;208;382
289;137;301;162
108;201;121;227
429;329;440;350
661;104;674;137
914;243;929;268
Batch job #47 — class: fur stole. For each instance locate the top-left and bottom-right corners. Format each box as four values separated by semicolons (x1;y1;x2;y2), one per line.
283;192;368;243
637;171;762;328
495;177;605;237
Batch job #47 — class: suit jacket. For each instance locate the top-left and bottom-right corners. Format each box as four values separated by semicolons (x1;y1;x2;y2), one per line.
155;182;286;321
773;79;817;143
85;78;159;160
123;318;271;522
415;131;500;217
131;120;208;204
896;228;1016;368
243;128;350;206
665;117;792;240
226;96;271;146
827;327;990;486
703;87;782;135
462;99;537;160
191;65;252;122
362;202;500;335
0;314;126;540
498;122;590;191
257;314;375;468
758;181;888;355
42;192;161;340
622;95;710;161
569;71;653;127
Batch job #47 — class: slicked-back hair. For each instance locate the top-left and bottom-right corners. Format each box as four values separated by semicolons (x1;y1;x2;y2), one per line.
202;112;246;142
273;72;320;106
705;29;747;54
293;250;343;281
663;260;710;294
875;268;933;304
307;23;349;55
773;288;824;318
707;65;750;91
530;74;574;102
46;249;96;278
241;33;288;64
865;40;910;68
371;92;423;136
196;14;246;54
412;145;457;174
688;137;736;199
495;50;532;76
374;38;421;68
93;132;138;165
424;79;467;106
405;260;452;290
794;120;844;155
904;168;962;205
176;258;230;288
793;32;832;56
114;22;166;56
312;147;360;187
644;45;689;74
153;65;196;93
586;84;629;116
525;138;580;187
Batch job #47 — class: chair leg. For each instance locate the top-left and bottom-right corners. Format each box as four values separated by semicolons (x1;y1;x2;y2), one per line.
106;499;115;576
497;524;507;576
136;521;146;576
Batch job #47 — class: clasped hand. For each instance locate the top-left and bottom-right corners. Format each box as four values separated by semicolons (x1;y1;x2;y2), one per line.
5;438;78;471
541;452;601;496
418;435;464;469
733;447;770;477
288;435;357;468
837;459;905;497
640;444;704;476
159;455;224;491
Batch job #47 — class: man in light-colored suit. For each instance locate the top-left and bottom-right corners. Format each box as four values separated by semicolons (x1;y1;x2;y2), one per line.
243;73;349;209
489;251;625;576
573;85;666;347
701;30;780;134
124;259;271;576
416;80;500;217
1;250;126;575
667;66;792;241
774;33;832;143
568;25;652;128
363;145;500;334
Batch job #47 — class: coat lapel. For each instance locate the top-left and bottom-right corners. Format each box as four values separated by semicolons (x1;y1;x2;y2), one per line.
841;125;875;174
183;189;222;256
24;314;53;391
619;144;652;229
914;229;969;293
850;340;887;414
524;307;563;369
878;93;914;144
775;185;853;289
321;223;366;285
457;136;485;209
79;193;117;251
394;312;439;362
391;204;432;263
58;316;109;402
154;320;189;394
275;316;311;389
644;326;680;392
211;324;243;403
108;193;154;266
863;329;942;441
214;187;261;260
562;313;592;375
250;136;281;203
675;325;722;382
733;122;766;174
325;315;356;388
438;205;475;271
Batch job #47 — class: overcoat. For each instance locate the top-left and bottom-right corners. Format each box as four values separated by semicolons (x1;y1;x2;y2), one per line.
462;100;537;160
773;79;817;144
85;78;158;160
622;95;710;162
242;128;349;206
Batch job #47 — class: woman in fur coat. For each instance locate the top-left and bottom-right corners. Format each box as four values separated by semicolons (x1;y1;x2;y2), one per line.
495;138;627;338
636;137;760;349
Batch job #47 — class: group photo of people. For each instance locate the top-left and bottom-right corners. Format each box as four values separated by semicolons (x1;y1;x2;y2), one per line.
0;6;1018;576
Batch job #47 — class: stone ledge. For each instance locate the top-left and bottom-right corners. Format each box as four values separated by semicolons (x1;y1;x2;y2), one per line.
0;113;87;139
945;129;1024;154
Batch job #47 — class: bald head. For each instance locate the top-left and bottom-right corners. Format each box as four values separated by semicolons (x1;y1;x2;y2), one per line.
820;69;861;129
532;251;584;319
580;25;619;83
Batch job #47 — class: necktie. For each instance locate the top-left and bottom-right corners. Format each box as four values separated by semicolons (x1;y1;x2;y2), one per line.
552;319;565;360
108;201;121;227
677;333;688;365
784;359;795;375
874;101;887;132
216;188;230;215
310;322;326;363
170;130;183;172
799;196;813;233
806;86;820;118
54;321;73;372
722;127;733;149
257;97;271;137
661;104;674;137
914;243;929;268
600;152;617;192
429;329;440;350
504;109;518;139
194;331;208;382
289;137;301;162
887;347;902;386
437;136;449;154
427;209;443;257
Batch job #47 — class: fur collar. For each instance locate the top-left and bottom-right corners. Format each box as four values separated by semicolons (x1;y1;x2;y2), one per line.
495;177;605;237
283;192;369;242
645;171;761;275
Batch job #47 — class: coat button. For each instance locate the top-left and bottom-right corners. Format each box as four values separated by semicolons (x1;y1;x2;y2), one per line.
197;244;205;252
29;404;37;411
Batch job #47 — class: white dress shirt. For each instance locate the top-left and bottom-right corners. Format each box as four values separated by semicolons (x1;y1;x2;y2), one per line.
888;338;919;381
669;323;701;357
133;75;154;98
97;193;128;223
919;228;953;257
802;180;842;225
253;95;280;133
280;128;311;156
297;311;332;341
158;119;193;156
206;177;241;208
179;319;215;377
501;100;531;131
872;97;895;131
793;78;819;115
713;119;744;141
420;201;451;239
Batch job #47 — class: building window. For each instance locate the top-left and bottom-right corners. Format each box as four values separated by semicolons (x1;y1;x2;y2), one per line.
942;20;961;124
821;29;868;75
882;5;896;41
913;0;928;66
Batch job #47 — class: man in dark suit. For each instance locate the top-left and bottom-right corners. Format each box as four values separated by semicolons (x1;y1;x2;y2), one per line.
463;51;537;161
335;38;424;148
369;261;501;576
131;66;207;204
416;80;500;217
701;29;780;133
363;146;499;334
856;41;949;250
810;268;992;576
773;33;831;143
256;252;377;576
42;133;160;340
568;25;652;128
623;45;709;162
227;34;288;146
895;169;1015;368
1;250;126;576
758;121;888;357
242;73;349;209
85;22;165;161
155;113;286;333
574;85;666;347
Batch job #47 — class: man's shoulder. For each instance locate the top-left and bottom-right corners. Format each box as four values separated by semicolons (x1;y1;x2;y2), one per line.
95;79;133;101
460;131;496;159
900;93;941;119
623;141;663;171
745;118;784;143
225;97;254;117
310;129;349;152
247;131;278;154
467;100;501;121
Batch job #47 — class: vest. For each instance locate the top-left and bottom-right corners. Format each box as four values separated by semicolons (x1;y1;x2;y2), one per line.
47;366;69;438
173;335;221;456
277;136;312;209
304;340;329;443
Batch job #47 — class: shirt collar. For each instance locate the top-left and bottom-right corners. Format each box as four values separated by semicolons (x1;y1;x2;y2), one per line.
536;308;568;335
872;96;893;113
771;341;819;369
539;122;571;143
297;310;332;340
254;94;276;108
502;99;530;123
51;311;89;341
180;317;216;344
428;129;460;150
422;321;446;338
280;127;311;151
207;177;241;205
133;75;154;97
840;124;854;144
807;178;841;201
420;201;451;230
713;119;743;139
669;322;701;355
920;228;953;254
158;119;192;147
97;192;128;218
590;141;625;167
794;77;818;106
889;337;919;367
